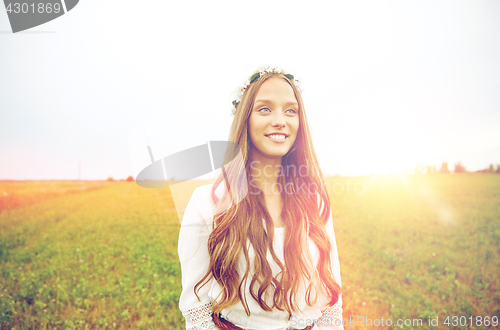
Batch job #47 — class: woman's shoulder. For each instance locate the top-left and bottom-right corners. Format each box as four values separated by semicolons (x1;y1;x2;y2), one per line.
190;182;227;204
182;183;225;225
187;183;215;211
192;183;213;198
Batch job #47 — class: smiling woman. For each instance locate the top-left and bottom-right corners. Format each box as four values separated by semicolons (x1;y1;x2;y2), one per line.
248;77;300;165
177;67;344;330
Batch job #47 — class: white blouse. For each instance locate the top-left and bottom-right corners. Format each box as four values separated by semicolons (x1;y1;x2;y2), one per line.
178;184;344;330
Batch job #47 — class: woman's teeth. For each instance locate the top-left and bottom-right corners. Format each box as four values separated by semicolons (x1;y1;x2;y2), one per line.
267;134;286;140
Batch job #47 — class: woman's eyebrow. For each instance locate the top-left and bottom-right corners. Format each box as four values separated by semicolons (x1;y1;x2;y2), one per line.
254;99;299;106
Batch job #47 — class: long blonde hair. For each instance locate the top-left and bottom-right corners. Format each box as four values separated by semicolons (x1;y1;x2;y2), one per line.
195;71;341;317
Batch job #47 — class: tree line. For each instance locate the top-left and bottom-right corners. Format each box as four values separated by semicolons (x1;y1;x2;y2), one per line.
413;162;500;174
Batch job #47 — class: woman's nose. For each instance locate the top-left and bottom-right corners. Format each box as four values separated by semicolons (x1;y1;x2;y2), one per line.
271;111;286;128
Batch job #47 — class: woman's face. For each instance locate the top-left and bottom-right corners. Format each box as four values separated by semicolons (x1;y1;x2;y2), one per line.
248;77;300;162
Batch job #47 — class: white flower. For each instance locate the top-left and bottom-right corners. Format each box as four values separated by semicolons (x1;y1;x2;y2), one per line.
231;67;300;115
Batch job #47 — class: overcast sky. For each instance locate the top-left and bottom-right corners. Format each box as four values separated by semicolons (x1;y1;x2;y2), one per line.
1;0;499;180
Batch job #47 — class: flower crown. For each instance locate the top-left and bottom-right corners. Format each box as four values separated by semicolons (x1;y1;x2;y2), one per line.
231;67;300;115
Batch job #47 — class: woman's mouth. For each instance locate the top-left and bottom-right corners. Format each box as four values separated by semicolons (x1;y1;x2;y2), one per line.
265;134;288;142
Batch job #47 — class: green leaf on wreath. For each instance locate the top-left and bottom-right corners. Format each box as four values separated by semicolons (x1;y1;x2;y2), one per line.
250;73;261;83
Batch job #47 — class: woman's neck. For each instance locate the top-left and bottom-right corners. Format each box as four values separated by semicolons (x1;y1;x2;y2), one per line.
249;154;283;196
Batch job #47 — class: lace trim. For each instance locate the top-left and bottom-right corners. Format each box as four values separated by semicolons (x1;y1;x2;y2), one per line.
183;302;217;330
317;296;344;329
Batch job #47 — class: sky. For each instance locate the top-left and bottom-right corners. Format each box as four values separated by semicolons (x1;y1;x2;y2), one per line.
1;0;499;180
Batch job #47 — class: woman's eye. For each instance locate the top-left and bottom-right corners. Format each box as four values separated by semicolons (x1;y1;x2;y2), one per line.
285;109;297;114
259;107;271;113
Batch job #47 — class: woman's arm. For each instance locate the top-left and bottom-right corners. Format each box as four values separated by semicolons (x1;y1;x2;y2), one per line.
317;213;344;330
178;186;220;330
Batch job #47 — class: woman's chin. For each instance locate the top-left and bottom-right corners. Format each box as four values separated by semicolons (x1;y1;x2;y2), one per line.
250;146;291;160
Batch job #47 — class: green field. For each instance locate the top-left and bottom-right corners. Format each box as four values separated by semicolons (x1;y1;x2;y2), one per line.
0;174;499;329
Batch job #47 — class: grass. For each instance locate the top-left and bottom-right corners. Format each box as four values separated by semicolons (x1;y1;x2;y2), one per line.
0;181;181;329
327;174;500;329
0;174;499;329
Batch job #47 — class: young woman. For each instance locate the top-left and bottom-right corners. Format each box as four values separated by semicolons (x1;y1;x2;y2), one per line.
178;67;344;330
